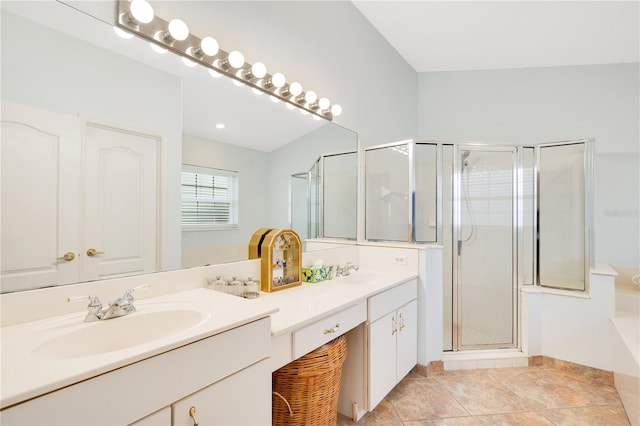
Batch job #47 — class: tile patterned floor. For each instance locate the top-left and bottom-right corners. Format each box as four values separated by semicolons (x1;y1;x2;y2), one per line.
337;366;631;425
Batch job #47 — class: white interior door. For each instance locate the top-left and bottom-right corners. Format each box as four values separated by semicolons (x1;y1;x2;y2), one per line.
1;102;81;292
82;122;159;280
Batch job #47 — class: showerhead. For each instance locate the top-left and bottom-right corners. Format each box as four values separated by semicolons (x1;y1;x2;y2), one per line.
462;150;470;170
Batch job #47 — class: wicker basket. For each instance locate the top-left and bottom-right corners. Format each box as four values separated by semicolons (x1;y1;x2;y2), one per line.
272;335;348;426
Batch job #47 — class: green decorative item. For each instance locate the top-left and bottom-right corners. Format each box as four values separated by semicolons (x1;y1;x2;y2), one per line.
301;265;334;283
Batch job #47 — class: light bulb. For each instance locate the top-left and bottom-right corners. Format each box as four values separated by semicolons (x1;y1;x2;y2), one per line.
228;51;244;68
272;73;286;88
331;104;342;117
251;62;267;79
182;57;197;67
288;82;302;97
113;26;133;39
150;42;168;54
209;69;222;78
130;0;154;24
318;97;330;110
168;19;189;41
304;90;317;104
200;36;219;56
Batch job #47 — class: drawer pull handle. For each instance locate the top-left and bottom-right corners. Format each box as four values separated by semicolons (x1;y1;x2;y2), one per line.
323;323;340;334
189;406;199;426
399;312;405;332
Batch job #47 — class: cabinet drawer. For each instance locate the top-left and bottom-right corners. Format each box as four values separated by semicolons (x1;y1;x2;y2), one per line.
293;301;366;359
368;279;417;322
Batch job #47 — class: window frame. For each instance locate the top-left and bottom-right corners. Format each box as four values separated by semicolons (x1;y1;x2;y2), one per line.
180;164;239;231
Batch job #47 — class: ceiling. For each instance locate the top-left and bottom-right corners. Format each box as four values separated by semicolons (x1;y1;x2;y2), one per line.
5;1;638;151
352;1;640;72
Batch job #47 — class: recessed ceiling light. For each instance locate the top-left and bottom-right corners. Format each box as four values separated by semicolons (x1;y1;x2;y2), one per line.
216;123;225;129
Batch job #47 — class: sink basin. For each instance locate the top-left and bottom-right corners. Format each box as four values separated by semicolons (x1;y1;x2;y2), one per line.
337;271;379;285
32;302;213;359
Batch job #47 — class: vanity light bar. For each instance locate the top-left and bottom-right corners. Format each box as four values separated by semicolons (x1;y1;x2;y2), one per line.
116;0;341;120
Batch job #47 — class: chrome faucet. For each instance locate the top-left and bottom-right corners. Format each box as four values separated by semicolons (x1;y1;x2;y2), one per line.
337;262;359;277
68;284;149;322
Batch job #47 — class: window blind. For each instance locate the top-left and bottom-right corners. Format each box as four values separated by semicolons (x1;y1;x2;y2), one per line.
181;166;238;229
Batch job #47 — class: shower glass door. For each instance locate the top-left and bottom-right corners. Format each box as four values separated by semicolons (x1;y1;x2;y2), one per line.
455;147;517;349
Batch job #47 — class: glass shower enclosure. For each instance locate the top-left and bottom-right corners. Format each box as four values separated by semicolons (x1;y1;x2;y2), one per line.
364;139;593;352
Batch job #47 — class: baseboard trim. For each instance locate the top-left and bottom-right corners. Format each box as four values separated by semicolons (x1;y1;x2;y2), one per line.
416;355;613;385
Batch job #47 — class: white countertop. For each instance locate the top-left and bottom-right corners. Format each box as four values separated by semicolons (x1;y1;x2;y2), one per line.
0;288;277;409
250;270;418;336
1;269;417;409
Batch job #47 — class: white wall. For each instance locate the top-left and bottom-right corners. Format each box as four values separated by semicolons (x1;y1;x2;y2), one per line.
523;270;617;371
181;135;270;266
1;11;183;271
417;63;640;269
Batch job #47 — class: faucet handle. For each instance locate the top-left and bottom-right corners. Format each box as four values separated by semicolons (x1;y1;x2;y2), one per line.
123;284;150;301
67;295;103;321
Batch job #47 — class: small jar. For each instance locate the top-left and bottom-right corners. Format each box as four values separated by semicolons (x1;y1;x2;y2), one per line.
243;277;260;299
209;276;226;293
226;276;243;297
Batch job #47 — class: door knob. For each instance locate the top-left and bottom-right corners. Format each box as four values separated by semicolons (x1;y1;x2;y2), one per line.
58;252;75;262
86;248;105;257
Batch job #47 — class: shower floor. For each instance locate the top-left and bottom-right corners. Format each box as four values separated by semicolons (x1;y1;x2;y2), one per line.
443;322;514;349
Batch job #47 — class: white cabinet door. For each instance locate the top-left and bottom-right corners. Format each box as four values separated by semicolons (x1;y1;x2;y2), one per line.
1;102;81;291
83;122;159;280
368;310;397;410
173;359;271;426
396;299;418;381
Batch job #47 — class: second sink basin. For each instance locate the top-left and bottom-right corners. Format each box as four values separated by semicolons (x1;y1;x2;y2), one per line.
32;302;213;359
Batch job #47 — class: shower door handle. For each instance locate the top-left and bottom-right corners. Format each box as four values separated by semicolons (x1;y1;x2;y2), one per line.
457;240;462;255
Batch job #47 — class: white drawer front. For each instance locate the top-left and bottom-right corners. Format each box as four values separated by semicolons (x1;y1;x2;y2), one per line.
368;279;417;322
293;301;366;359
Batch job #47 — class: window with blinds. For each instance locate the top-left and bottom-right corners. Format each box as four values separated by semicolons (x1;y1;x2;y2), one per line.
181;166;238;230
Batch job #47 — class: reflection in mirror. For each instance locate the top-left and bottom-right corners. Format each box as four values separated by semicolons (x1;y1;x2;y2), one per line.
0;1;357;293
290;173;310;241
290;150;358;243
323;152;358;239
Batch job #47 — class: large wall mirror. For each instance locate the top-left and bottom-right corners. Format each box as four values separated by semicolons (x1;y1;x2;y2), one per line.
0;1;357;293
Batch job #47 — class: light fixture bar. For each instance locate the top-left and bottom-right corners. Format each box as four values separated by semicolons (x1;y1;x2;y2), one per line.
116;0;339;120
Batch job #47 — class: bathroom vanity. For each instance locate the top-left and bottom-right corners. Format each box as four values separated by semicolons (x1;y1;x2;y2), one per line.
1;248;422;425
0;289;277;425
251;270;418;420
